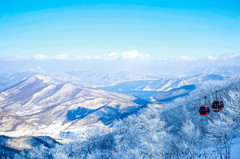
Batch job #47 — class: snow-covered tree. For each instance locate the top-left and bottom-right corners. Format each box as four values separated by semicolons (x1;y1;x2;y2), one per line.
113;107;170;158
12;78;240;159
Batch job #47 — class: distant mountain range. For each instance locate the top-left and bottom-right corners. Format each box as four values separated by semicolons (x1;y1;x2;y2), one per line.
0;70;162;91
0;66;239;141
134;74;225;91
99;73;227;102
1;65;239;91
0;75;144;140
0;66;239;155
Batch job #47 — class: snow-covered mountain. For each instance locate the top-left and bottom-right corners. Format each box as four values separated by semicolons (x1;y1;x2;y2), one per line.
0;69;230;108
1;65;237;92
0;72;34;91
153;84;196;102
98;73;227;102
189;65;240;76
0;70;162;91
0;75;143;139
1;70;240;158
2;76;240;159
55;71;162;87
135;74;226;91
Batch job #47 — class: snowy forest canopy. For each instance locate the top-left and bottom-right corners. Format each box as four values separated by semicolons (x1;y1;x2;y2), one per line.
12;78;240;159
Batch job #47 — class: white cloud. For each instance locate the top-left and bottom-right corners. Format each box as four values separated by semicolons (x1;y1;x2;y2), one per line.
207;56;218;61
34;54;49;60
207;54;240;61
54;54;69;60
178;56;196;61
1;55;31;61
108;52;120;57
84;55;94;59
1;50;149;62
105;50;149;60
122;50;148;60
222;54;240;59
74;56;82;60
106;52;121;60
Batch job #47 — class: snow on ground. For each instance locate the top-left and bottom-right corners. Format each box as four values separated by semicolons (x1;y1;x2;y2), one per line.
0;123;107;144
232;138;240;159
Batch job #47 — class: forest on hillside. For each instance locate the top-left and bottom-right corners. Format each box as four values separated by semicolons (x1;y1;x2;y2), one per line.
13;78;240;159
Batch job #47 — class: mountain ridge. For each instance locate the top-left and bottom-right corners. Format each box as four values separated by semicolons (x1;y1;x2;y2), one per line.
0;75;142;139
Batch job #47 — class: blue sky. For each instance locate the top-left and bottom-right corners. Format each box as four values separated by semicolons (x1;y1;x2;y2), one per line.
0;0;239;73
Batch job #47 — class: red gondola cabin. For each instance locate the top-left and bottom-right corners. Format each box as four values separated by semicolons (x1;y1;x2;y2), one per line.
212;100;224;112
199;106;210;116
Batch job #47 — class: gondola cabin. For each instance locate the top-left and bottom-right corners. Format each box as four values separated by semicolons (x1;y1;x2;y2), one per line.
212;100;224;112
199;106;210;116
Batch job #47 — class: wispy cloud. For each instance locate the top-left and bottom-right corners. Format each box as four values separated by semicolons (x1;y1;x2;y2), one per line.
106;50;149;60
122;50;149;60
207;54;240;61
34;54;49;60
30;50;149;61
106;52;121;60
178;56;196;61
207;56;218;61
54;54;69;60
1;52;240;74
1;54;31;61
1;52;240;66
